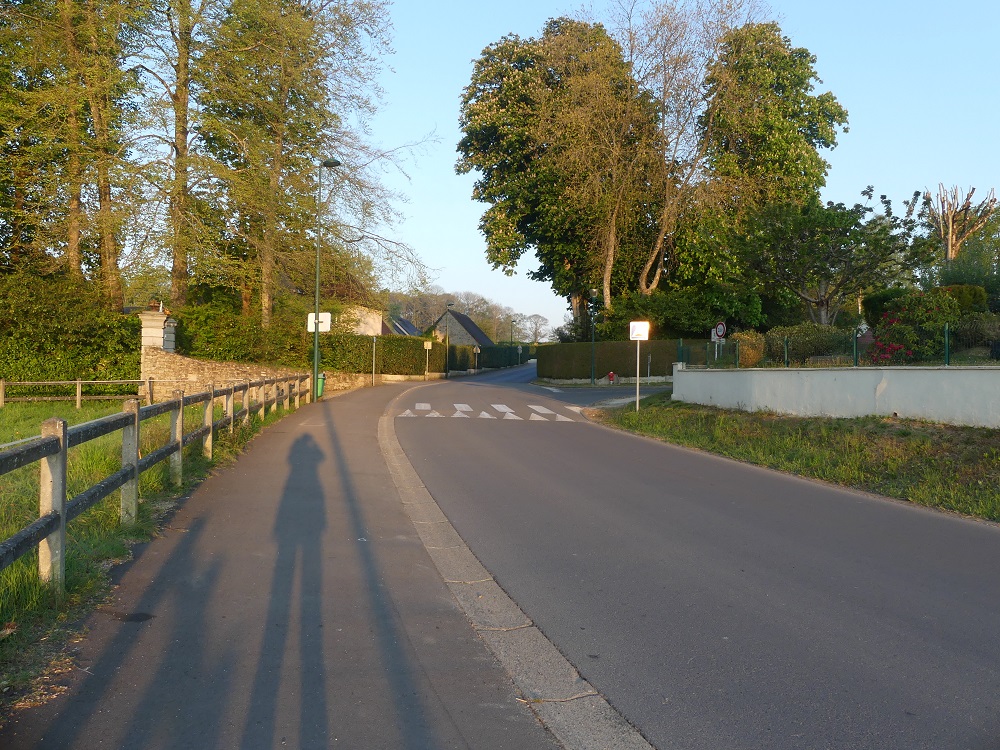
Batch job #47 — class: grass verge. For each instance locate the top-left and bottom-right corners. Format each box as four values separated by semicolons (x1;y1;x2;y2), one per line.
0;400;290;717
602;391;1000;522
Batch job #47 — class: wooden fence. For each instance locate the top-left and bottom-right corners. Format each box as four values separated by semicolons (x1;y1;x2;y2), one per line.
0;374;310;594
0;378;276;408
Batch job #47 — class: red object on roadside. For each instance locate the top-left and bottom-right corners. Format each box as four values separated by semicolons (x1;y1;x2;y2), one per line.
608;372;615;384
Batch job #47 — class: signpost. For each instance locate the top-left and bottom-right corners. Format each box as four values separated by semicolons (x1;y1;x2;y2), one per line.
424;340;433;380
629;321;650;411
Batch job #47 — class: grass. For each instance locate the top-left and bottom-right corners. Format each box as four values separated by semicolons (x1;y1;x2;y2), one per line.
603;391;1000;522
0;400;286;712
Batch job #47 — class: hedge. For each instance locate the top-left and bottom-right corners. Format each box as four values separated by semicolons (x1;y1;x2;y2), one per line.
0;274;140;391
537;340;680;379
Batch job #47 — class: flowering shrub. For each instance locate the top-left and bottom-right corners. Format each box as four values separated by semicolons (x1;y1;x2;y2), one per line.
869;291;960;364
732;330;765;367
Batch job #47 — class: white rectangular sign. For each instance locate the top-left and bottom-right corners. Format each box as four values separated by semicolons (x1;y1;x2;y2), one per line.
307;312;332;332
629;321;650;341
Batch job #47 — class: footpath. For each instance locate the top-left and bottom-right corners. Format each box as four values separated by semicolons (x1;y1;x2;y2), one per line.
0;383;559;749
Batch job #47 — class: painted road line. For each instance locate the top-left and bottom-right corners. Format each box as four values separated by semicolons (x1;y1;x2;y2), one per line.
565;406;584;413
529;414;548;421
454;404;473;412
491;404;514;413
426;411;444;417
528;405;555;414
478;412;497;419
398;409;417;417
416;403;431;411
451;410;470;418
502;412;523;420
555;414;574;422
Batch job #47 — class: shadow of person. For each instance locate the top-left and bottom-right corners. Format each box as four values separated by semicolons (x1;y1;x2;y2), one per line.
242;433;327;749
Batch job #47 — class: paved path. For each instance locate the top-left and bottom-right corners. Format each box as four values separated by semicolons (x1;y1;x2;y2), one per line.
1;384;559;749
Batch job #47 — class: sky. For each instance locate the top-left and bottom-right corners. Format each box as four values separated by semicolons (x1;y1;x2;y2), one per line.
367;0;1000;333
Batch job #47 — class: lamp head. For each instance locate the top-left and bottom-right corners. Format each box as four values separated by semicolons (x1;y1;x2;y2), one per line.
321;158;342;168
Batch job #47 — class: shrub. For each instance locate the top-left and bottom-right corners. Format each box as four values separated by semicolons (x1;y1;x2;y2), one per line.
938;285;989;314
0;273;140;384
861;288;911;329
763;323;853;363
732;330;764;367
951;312;1000;349
869;291;960;364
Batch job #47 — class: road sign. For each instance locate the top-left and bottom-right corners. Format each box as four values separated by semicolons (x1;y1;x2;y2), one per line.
307;312;331;332
629;321;650;341
713;321;727;340
424;340;433;350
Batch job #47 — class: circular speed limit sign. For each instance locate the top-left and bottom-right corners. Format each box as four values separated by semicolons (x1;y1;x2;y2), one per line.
714;321;727;339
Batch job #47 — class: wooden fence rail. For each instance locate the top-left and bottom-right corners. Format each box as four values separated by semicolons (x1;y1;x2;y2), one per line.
0;374;311;594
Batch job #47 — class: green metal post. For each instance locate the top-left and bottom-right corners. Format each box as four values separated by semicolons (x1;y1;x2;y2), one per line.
853;328;859;367
944;323;950;366
784;337;790;368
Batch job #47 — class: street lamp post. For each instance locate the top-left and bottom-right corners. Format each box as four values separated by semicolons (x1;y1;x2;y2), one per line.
444;302;454;378
313;158;341;401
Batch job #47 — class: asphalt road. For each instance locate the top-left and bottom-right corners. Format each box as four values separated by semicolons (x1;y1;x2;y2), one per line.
394;364;1000;750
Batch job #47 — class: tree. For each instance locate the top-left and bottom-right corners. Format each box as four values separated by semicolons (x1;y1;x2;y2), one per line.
196;0;396;327
741;189;929;325
609;0;763;295
923;184;998;264
701;22;848;211
525;313;549;344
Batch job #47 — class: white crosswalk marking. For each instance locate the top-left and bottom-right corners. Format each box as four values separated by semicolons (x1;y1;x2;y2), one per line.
396;403;577;422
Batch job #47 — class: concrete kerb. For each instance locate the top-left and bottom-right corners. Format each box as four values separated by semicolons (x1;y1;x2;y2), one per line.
377;383;655;750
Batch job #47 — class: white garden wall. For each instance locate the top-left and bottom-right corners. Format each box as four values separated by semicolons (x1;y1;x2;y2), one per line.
671;364;1000;428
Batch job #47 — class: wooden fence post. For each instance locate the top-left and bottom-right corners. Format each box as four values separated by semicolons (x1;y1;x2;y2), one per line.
257;384;266;421
121;399;140;524
203;384;215;460
241;385;250;426
38;417;68;592
0;379;5;408
282;379;290;412
225;387;234;434
294;377;301;410
146;378;154;405
170;390;184;487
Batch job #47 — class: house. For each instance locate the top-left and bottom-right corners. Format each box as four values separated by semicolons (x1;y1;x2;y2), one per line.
431;309;494;348
387;316;422;336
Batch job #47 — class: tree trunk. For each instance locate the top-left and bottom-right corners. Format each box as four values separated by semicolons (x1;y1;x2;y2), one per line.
169;0;194;306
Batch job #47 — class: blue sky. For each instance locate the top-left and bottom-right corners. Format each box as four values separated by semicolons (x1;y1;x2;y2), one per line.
368;1;1000;331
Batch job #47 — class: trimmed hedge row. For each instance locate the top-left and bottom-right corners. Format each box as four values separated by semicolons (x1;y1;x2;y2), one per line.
316;336;532;375
0;273;141;391
537;340;680;380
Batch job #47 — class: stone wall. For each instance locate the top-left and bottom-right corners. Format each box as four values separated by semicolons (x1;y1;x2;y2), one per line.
140;348;310;401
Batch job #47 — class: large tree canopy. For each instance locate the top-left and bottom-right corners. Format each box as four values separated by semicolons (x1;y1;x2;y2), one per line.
702;22;848;209
741;189;930;325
